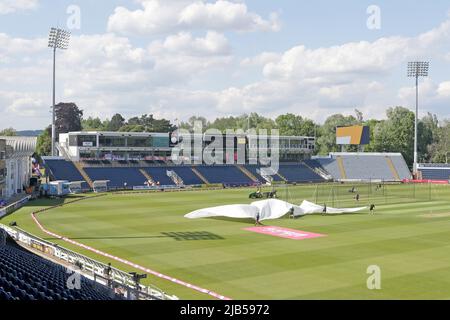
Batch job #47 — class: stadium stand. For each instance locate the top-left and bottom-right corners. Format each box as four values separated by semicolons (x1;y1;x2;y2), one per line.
170;167;204;185
418;164;450;180
144;167;176;186
389;154;411;180
278;164;325;183
314;153;411;181
43;159;86;184
195;165;255;186
315;158;342;180
84;167;147;189
44;153;412;188
0;229;120;300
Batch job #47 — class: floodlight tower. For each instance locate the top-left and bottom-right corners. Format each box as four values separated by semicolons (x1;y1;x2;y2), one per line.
48;27;71;156
407;61;429;176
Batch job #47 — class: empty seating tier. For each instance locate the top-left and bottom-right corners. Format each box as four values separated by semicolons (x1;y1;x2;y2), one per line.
170;167;204;185
0;230;120;300
315;153;411;181
277;164;324;183
419;168;450;180
195;166;254;186
44;159;86;183
84;167;147;189
143;167;175;186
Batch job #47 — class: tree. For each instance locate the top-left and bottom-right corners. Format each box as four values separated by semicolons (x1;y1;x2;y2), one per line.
55;102;83;139
316;114;358;154
0;128;17;136
119;114;175;133
82;117;107;131
36;126;52;156
107;113;125;131
373;107;415;166
354;109;364;123
362;119;381;152
275;114;316;136
179;116;209;131
418;113;439;162
427;120;450;163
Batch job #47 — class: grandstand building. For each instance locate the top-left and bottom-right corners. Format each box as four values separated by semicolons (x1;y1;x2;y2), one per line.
0;137;37;200
311;152;411;182
58;131;171;161
418;164;450;181
58;131;316;163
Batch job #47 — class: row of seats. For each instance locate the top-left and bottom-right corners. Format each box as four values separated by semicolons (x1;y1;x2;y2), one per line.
0;230;121;300
419;168;450;180
314;154;411;181
278;164;324;182
44;159;327;187
44;159;85;183
195;166;253;185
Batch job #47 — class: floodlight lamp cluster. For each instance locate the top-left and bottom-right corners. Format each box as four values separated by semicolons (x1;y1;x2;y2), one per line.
407;61;429;78
48;27;71;50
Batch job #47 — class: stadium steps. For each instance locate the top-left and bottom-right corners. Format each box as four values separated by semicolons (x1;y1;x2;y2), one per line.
302;161;332;180
336;156;347;180
276;172;287;182
139;169;155;184
74;162;94;188
191;167;210;184
236;165;259;183
167;170;184;186
386;156;401;181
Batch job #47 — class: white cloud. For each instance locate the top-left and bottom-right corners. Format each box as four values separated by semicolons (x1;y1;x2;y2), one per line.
179;0;280;32
149;31;231;56
107;0;280;36
437;81;450;97
0;0;38;14
3;7;450;130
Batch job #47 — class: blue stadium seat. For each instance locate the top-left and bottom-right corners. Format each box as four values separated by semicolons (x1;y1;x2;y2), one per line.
44;159;86;184
0;230;121;300
278;164;324;183
144;167;175;186
170;167;203;185
84;167;147;188
420;168;450;180
195;166;254;186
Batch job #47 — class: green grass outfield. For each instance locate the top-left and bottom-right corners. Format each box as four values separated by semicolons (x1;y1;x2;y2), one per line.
2;183;450;300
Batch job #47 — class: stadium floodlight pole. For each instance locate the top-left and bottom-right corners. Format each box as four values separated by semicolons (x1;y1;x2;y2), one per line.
407;61;429;176
48;27;71;156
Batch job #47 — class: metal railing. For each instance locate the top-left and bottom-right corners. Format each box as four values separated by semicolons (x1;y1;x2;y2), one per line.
0;223;178;300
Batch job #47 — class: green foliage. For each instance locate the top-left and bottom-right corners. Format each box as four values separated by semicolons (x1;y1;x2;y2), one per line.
275;113;316;136
107;113;126;131
55;102;83;137
0;127;17;136
36;126;52;156
82;117;108;131
316;114;358;155
373;106;415;165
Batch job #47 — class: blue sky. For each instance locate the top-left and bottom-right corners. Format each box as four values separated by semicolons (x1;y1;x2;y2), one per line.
0;0;450;130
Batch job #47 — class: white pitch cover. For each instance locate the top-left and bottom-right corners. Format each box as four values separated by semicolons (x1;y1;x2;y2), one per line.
185;199;367;221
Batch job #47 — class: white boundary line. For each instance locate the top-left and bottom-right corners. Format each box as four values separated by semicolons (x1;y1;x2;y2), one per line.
31;211;231;300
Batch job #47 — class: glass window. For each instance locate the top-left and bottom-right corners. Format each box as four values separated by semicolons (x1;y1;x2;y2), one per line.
69;135;78;147
127;137;152;147
77;135;97;147
152;136;169;148
99;136;126;147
